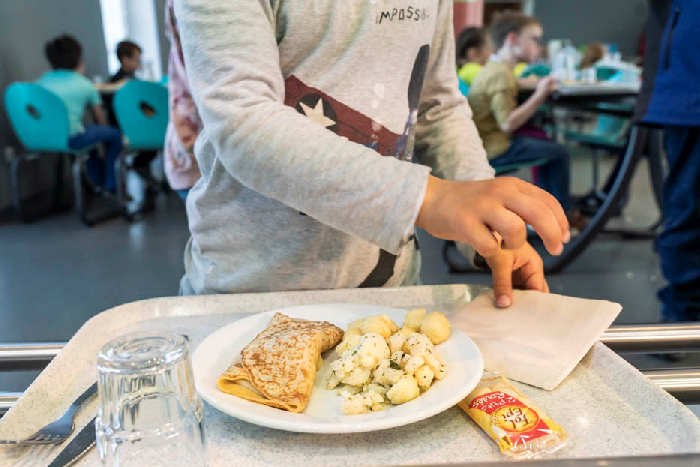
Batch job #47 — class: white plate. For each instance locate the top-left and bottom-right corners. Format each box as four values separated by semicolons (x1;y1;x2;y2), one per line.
192;303;483;433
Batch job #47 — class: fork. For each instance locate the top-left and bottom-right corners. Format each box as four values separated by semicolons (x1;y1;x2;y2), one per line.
0;382;97;445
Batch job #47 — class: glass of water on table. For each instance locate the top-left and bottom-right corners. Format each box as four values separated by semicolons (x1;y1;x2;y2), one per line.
95;332;206;466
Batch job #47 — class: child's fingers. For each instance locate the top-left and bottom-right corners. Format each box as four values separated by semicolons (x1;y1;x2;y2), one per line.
483;208;527;250
515;180;570;238
504;195;563;255
489;256;514;308
462;220;501;258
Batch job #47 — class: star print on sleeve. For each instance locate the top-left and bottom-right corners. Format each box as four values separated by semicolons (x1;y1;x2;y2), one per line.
284;75;400;157
299;98;336;128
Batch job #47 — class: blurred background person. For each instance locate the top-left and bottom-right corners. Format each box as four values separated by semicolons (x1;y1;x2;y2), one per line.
456;26;492;94
109;40;142;83
640;0;700;323
468;12;573;218
37;34;122;193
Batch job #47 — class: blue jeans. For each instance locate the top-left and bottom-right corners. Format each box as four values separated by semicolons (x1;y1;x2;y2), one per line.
656;127;700;322
176;189;189;202
68;125;123;191
490;136;571;211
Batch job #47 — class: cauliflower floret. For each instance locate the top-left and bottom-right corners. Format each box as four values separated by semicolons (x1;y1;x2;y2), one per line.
364;382;387;396
386;375;420;404
341;387;385;415
424;352;448;380
387;332;407;354
342;393;368;415
354;333;390;369
389;350;405;367
341;366;371;386
403;355;425;376
403;332;434;358
414;365;435;391
420;311;451;345
403;308;427;331
328;333;389;389
336;330;362;355
372;364;404;387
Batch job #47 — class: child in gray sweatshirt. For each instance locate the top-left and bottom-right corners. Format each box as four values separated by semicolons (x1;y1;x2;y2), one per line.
175;0;569;307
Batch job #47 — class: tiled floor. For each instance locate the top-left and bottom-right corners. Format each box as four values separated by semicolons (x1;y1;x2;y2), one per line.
1;155;696;417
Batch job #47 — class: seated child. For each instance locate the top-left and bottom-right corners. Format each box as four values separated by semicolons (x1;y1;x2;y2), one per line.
456;27;493;90
109;40;142;83
468;12;572;213
37;35;122;192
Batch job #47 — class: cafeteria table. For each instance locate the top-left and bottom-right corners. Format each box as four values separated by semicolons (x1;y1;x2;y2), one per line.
0;285;698;466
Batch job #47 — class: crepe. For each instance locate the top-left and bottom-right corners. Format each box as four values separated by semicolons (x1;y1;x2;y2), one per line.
217;312;344;412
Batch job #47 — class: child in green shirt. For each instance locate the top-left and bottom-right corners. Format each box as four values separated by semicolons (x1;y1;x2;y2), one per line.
468;12;572;212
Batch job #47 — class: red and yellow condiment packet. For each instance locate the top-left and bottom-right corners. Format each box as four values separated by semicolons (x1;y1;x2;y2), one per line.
458;375;567;459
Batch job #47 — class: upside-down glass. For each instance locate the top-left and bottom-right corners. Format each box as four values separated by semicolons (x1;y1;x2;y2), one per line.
95;332;206;466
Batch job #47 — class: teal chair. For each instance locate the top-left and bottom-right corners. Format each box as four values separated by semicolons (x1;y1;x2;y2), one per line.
113;80;168;150
458;76;470;96
112;80;169;216
4;82;124;224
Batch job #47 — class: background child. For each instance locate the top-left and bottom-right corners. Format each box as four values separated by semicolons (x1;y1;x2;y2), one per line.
37;34;122;192
468;11;572;214
456;27;493;90
109;40;142;83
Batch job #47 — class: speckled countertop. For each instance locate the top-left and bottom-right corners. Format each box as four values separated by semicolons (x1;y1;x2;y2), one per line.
0;285;698;466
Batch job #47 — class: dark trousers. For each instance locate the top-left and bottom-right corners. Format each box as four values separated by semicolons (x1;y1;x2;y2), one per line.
68;125;123;191
657;126;700;322
490;136;571;211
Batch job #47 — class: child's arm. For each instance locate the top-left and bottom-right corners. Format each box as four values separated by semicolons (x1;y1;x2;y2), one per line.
90;105;108;126
499;77;555;133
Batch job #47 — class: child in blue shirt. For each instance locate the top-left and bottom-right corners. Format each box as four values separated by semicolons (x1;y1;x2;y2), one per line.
37;35;122;192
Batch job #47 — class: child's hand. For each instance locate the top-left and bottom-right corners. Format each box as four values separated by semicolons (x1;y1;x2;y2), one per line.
416;176;569;258
485;243;549;308
535;76;557;97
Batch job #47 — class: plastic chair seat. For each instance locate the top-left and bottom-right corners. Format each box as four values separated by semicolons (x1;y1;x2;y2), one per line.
4;82;125;224
113;80;168;151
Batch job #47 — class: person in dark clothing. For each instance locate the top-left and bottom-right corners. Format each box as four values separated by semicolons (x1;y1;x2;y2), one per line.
639;0;700;322
109;40;142;83
108;40;158;215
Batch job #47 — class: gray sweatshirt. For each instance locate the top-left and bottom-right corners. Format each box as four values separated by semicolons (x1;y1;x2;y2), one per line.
175;0;494;294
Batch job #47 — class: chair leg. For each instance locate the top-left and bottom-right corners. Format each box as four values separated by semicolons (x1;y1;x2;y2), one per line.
52;153;67;212
9;153;28;222
72;156;92;226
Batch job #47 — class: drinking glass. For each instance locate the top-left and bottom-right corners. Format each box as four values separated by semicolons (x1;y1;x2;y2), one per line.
95;332;206;466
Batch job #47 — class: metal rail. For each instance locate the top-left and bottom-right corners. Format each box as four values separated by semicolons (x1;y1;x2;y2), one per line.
0;324;697;365
600;324;700;352
0;342;64;363
1;324;700;413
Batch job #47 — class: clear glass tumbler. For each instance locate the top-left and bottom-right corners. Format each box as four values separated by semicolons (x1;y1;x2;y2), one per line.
95;332;206;466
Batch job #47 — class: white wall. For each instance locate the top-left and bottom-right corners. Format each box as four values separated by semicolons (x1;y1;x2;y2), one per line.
533;0;648;58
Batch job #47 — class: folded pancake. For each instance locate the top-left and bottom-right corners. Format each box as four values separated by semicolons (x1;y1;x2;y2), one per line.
217;312;344;412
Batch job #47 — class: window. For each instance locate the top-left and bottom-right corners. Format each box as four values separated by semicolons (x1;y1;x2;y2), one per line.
99;0;162;80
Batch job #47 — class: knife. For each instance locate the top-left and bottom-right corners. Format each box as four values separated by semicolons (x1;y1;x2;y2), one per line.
48;416;96;467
